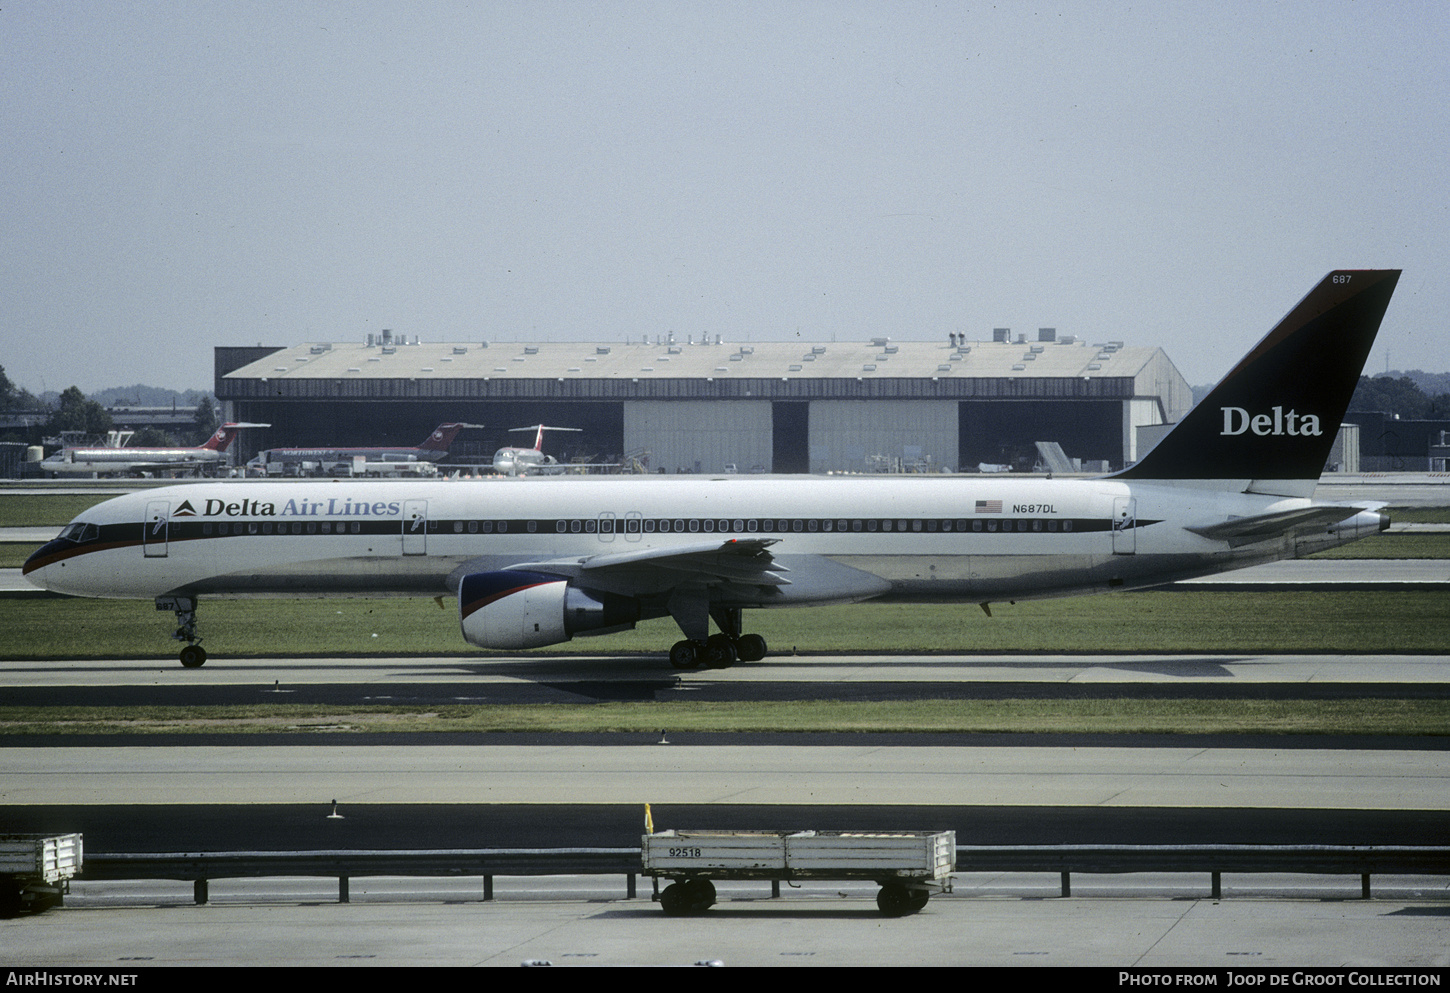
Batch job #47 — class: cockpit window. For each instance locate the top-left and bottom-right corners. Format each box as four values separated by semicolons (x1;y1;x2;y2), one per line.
58;522;100;542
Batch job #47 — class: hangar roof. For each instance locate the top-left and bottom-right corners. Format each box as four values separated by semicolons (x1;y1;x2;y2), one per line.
226;336;1163;383
217;336;1193;422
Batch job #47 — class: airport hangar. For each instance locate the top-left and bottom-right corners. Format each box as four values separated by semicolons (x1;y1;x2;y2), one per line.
214;330;1193;475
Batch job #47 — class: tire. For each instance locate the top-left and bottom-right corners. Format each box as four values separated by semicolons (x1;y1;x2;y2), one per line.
703;634;737;669
179;645;207;668
0;882;23;919
659;882;689;916
876;884;914;918
684;877;717;911
735;633;767;662
669;640;700;670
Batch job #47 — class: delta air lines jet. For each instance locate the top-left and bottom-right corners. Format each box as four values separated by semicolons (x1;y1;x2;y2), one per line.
24;270;1400;669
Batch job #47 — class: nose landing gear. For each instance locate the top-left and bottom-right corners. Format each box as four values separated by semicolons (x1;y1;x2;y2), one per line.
156;595;207;668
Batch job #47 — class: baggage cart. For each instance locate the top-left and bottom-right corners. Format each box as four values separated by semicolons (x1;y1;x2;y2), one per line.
0;833;83;917
642;829;954;917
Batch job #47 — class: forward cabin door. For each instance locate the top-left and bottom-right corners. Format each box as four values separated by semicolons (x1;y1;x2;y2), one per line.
1112;497;1137;555
403;499;428;555
143;501;170;558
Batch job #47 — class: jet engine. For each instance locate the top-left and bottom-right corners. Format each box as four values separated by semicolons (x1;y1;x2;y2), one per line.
459;570;639;649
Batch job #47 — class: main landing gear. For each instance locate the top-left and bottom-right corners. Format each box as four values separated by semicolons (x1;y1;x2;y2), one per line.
667;606;767;670
156;595;207;668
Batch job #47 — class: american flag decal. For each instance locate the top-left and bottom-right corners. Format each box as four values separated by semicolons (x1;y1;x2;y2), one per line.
975;500;1002;513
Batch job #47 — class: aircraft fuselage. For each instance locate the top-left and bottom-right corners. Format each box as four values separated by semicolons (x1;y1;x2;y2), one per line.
22;474;1383;605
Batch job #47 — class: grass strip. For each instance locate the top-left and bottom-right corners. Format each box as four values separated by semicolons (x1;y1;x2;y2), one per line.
5;590;1449;658
2;699;1447;736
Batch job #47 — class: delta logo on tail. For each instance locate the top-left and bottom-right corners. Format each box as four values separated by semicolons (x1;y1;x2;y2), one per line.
1219;407;1322;438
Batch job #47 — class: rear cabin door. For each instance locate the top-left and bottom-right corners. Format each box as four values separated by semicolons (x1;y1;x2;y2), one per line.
402;499;428;555
1112;497;1137;555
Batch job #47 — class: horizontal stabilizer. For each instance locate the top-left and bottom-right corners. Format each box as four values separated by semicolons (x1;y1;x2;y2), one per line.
1185;506;1366;546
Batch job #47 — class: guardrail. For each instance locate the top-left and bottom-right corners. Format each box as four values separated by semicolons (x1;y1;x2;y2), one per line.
74;845;1450;905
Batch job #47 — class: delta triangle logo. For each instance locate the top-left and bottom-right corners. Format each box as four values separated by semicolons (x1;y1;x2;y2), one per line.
174;500;199;517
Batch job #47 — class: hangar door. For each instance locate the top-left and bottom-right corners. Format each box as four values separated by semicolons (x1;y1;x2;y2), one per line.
809;400;958;474
624;401;773;475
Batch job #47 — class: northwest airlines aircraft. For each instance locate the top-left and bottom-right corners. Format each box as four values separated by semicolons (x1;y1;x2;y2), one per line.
25;270;1400;669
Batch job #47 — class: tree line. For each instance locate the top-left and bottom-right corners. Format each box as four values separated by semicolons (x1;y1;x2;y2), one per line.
0;365;219;447
1347;373;1450;420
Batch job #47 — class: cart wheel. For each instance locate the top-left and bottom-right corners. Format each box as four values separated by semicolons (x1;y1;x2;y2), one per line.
684;877;717;911
659;882;689;916
0;882;23;920
876;883;915;917
909;889;930;912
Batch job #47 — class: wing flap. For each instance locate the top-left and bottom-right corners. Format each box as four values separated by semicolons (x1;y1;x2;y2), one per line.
507;538;789;592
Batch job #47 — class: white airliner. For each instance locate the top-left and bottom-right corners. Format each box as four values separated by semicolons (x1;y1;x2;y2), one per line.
25;270;1400;669
491;424;619;476
40;423;267;477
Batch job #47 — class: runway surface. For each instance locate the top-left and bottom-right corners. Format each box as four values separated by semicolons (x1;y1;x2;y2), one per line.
2;651;1448;708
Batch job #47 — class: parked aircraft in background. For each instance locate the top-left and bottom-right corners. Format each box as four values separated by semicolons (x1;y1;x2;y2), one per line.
248;422;482;477
492;425;618;476
40;423;267;477
25;270;1400;670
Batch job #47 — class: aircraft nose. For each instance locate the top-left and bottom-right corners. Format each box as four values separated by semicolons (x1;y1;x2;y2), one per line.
21;543;55;589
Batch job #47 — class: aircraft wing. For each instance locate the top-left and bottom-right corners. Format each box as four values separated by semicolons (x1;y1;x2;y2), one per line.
507;538;791;597
1185;506;1369;546
505;537;892;605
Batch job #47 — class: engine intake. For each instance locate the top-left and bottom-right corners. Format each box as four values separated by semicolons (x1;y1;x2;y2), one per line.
459;570;639;649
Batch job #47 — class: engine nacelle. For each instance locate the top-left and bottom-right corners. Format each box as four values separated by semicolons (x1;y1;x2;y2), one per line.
458;570;639;649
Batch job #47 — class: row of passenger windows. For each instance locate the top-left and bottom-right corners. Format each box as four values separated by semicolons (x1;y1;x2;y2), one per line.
451;518;1078;535
202;521;365;536
192;517;1081;538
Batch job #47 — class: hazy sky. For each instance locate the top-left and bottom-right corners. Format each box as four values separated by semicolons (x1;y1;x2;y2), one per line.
4;1;1446;394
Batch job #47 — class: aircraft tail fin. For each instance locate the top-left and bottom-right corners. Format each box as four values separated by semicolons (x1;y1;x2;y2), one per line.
419;423;477;453
1115;269;1399;494
201;422;267;452
507;424;583;453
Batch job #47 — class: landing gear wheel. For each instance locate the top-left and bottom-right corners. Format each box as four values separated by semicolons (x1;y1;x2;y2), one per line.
876;884;917;917
703;634;738;669
735;633;767;662
669;640;702;670
158;596;206;669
